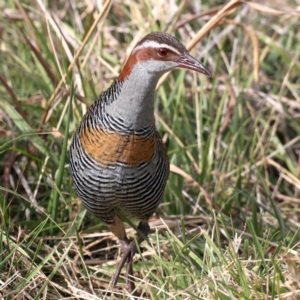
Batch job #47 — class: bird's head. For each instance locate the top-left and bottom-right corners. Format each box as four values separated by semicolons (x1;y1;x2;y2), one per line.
118;32;211;82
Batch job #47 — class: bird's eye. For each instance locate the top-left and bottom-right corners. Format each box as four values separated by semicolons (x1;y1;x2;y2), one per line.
157;48;168;57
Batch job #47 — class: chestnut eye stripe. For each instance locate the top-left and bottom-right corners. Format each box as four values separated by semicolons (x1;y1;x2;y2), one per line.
132;40;182;55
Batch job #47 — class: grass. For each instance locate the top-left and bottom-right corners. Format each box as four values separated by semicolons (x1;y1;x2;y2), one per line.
1;0;300;299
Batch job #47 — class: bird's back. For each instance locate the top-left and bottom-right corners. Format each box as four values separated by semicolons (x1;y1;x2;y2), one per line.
69;80;169;224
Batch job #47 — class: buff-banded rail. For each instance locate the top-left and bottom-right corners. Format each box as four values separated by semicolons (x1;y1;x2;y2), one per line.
69;32;211;293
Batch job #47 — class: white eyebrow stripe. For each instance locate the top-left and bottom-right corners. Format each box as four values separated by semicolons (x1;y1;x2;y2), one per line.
132;40;181;55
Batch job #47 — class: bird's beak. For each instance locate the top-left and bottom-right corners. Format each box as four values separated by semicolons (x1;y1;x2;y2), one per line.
176;53;212;77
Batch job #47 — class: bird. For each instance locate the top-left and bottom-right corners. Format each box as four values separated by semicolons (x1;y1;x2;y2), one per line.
69;32;211;293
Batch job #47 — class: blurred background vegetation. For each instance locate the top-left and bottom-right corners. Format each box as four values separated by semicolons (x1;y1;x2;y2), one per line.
1;0;300;299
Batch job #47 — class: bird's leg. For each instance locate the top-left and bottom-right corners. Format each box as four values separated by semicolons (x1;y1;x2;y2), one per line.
109;217;150;293
108;215;129;287
124;221;150;292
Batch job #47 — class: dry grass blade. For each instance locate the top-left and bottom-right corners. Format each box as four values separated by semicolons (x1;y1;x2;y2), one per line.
266;158;300;190
217;82;236;136
247;1;300;16
14;0;38;51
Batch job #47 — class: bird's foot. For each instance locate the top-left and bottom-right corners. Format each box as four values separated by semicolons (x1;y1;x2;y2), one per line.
110;221;150;294
111;239;137;293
